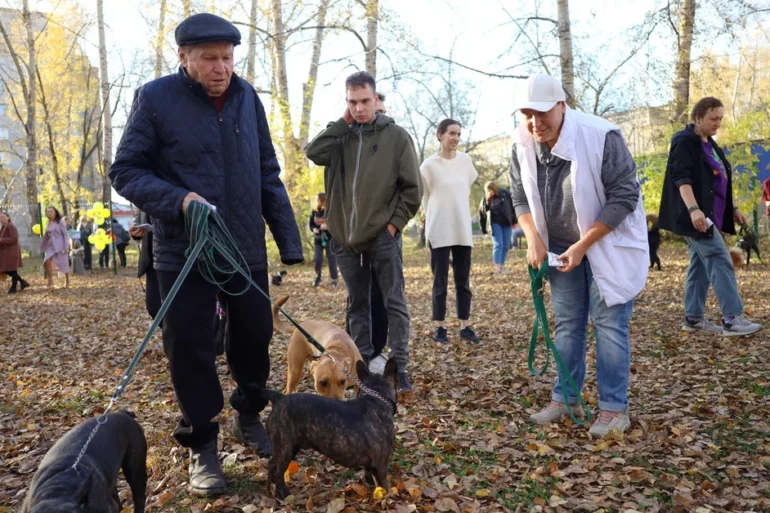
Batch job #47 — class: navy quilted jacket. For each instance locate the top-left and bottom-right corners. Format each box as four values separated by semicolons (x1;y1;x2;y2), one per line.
110;68;303;272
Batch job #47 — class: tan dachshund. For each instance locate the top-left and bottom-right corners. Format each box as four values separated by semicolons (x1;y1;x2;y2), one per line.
273;296;363;399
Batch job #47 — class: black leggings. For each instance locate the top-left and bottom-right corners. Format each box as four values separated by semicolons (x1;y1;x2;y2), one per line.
6;270;26;289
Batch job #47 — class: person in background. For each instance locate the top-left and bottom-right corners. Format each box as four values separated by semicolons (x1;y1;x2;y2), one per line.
112;218;130;268
99;220;110;269
0;210;30;294
762;177;770;217
78;216;94;270
420;118;480;345
309;192;338;287
130;210;161;319
479;181;516;274
70;240;86;276
41;206;71;289
658;96;762;337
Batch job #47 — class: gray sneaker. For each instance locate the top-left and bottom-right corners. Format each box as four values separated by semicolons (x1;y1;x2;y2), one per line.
588;411;631;439
722;316;763;337
682;318;723;333
528;401;581;425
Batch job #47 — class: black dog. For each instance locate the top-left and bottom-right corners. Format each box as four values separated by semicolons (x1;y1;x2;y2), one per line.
271;270;288;286
737;223;762;266
259;359;398;499
22;410;147;513
647;214;661;270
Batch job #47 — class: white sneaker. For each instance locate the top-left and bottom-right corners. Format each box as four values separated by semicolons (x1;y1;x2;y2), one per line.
528;401;580;425
588;411;631;439
368;354;388;375
722;316;763;337
682;318;722;333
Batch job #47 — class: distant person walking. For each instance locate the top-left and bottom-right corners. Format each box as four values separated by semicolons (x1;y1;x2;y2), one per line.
479;181;516;274
41;206;70;289
309;193;338;287
0;210;30;294
420;118;480;345
78;216;94;270
658;96;762;336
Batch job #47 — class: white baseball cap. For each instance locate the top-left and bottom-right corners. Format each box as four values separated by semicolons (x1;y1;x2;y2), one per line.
513;74;566;114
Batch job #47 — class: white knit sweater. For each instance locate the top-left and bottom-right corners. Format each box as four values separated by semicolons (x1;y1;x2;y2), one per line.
420;151;478;248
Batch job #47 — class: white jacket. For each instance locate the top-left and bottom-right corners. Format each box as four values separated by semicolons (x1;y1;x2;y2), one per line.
513;107;649;306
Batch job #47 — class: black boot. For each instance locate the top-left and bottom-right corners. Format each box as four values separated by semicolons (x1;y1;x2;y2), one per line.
232;412;272;457
7;284;17;294
188;439;226;496
19;279;30;291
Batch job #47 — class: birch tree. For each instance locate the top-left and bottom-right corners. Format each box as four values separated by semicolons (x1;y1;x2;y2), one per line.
672;0;696;123
155;0;168;79
556;0;575;105
97;0;113;204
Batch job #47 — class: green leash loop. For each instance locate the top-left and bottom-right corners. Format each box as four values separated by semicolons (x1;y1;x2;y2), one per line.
109;201;327;405
527;264;592;425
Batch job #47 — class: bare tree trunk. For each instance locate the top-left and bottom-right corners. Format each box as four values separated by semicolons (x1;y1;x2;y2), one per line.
246;0;257;84
270;0;301;187
37;70;68;215
182;0;192;17
365;0;378;76
672;0;696;124
155;0;167;79
556;0;575;106
97;0;113;204
23;0;38;226
298;0;330;150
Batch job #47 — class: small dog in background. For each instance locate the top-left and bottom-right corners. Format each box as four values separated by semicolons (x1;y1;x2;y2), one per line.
271;270;288;286
736;223;762;266
647;214;661;270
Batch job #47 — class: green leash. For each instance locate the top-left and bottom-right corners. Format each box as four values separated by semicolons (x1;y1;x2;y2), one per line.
527;263;591;425
109;201;327;405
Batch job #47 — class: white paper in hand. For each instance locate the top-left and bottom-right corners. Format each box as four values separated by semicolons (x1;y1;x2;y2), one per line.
706;218;714;228
547;252;563;267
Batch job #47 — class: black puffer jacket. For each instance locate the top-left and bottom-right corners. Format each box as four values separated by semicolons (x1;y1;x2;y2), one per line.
110;67;302;272
658;124;735;239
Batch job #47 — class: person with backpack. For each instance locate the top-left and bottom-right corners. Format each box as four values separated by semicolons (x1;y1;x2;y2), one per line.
309;193;338;287
112;219;130;268
479;181;516;274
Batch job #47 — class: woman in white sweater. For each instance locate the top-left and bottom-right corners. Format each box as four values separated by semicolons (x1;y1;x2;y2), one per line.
420;119;480;344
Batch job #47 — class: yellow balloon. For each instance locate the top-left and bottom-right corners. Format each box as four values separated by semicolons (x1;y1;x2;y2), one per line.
88;234;97;244
86;209;96;218
94;216;105;225
96;228;106;237
95;242;106;251
99;208;111;218
32;224;41;235
93;202;104;210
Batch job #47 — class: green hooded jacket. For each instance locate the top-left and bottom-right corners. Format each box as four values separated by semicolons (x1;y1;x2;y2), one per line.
305;115;422;252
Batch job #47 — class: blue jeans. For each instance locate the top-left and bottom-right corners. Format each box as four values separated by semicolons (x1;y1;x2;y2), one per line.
548;246;635;413
683;234;743;318
491;223;511;265
511;226;525;248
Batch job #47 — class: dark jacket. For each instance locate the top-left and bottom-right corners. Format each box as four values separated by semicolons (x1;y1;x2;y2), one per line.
305;115;421;252
478;188;516;235
658;124;735;238
131;211;153;278
309;208;328;243
109;67;302;272
0;220;22;272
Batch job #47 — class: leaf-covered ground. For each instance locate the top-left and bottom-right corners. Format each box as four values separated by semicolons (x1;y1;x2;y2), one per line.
2;241;769;513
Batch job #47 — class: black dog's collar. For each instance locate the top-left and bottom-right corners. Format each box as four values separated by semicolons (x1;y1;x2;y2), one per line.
359;386;397;414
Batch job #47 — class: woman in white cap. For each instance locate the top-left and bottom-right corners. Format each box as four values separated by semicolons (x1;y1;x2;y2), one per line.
508;74;647;439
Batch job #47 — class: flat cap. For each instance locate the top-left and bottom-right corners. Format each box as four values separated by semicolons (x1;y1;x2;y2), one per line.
175;13;241;47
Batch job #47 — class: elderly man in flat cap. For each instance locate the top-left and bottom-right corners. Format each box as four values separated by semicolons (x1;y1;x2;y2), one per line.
110;13;303;495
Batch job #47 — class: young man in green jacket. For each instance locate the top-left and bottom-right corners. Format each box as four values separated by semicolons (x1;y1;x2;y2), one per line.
305;71;421;391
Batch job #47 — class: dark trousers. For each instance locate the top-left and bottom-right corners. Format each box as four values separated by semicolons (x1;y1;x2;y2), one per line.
157;270;272;448
99;247;109;268
6;270;26;290
145;268;162;320
345;267;388;358
83;243;92;270
313;239;338;280
116;243;128;268
333;230;409;371
430;245;473;321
